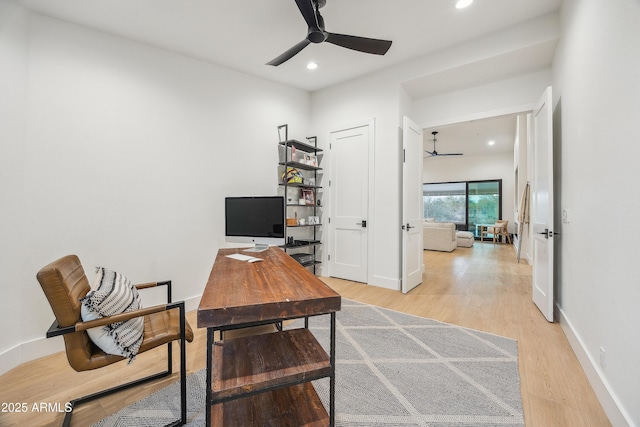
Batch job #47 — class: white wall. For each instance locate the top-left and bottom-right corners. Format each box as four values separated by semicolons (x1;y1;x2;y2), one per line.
0;0;30;372
514;114;531;262
0;6;310;374
552;0;640;424
414;70;552;128
423;152;515;234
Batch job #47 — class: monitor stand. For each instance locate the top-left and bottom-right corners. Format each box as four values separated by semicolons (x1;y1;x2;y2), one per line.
243;244;269;253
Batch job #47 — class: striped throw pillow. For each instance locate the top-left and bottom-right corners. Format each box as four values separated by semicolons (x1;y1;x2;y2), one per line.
80;267;144;362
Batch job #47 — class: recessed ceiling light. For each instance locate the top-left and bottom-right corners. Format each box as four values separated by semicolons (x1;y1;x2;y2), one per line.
488;140;495;146
306;62;318;70
456;0;473;9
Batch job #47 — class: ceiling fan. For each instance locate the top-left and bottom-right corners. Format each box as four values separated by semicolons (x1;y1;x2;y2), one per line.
267;0;393;66
424;131;463;158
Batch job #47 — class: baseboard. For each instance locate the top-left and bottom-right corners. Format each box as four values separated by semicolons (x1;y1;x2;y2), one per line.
368;275;400;290
0;294;203;377
557;306;633;427
0;334;64;376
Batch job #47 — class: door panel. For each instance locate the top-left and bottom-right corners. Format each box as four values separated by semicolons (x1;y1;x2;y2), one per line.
531;86;555;322
402;117;423;294
329;125;369;283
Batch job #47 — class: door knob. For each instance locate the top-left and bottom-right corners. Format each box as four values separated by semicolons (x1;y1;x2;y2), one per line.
356;220;367;228
537;228;556;239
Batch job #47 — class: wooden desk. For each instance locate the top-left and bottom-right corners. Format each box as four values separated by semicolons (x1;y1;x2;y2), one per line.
198;247;341;427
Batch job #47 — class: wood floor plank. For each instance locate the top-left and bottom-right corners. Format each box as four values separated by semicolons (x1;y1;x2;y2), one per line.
0;243;610;426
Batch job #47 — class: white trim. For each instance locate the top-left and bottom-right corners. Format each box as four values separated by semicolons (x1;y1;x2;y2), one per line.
557;306;633;427
419;103;536;130
0;337;64;376
368;274;401;290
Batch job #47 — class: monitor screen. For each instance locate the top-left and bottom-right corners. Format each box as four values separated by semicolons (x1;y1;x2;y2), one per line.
225;196;285;251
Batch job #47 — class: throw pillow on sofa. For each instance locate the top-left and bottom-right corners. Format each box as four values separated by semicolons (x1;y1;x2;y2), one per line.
80;267;144;362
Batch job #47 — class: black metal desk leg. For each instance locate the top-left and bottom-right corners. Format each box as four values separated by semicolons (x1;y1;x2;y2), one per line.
330;311;336;427
206;328;213;427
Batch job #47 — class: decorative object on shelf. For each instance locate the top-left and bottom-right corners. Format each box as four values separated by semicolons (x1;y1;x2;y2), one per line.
304;153;318;167
301;189;315;205
281;167;304;184
287;212;298;226
308;216;320;225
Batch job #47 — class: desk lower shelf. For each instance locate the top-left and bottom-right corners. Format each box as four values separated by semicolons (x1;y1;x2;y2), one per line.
211;328;330;401
210;382;328;427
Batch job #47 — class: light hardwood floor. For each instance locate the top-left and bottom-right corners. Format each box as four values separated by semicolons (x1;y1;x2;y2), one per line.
0;242;610;426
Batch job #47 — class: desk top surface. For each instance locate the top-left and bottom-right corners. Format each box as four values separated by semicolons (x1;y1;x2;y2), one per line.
197;247;341;329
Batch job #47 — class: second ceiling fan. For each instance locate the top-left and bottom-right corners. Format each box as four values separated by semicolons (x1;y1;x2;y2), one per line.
425;131;464;158
267;0;392;66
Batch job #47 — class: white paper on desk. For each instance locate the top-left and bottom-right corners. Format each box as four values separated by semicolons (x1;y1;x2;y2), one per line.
226;254;258;262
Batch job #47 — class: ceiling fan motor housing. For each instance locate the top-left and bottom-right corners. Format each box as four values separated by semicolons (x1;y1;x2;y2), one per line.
308;26;327;43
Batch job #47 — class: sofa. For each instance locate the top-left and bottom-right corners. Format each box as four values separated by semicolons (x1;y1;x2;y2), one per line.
423;221;457;252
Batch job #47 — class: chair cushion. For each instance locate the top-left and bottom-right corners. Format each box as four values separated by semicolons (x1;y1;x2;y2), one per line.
80;267;144;362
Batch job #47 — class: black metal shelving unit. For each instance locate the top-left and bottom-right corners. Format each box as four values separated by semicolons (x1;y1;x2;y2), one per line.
278;124;323;275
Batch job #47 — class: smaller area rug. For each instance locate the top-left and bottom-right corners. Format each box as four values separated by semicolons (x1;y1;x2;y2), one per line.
94;299;524;426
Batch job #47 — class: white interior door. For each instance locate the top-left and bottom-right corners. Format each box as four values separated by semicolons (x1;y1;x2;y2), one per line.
531;86;555;322
329;124;369;283
402;117;423;294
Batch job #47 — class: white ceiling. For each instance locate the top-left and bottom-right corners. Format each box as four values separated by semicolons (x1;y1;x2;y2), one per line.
19;0;562;94
424;115;518;158
18;0;560;157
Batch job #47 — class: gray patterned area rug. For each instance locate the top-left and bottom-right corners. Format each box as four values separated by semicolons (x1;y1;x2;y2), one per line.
94;299;524;426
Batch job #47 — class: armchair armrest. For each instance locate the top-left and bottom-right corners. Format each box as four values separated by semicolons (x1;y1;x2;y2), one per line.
46;304;167;338
135;280;172;303
46;300;186;338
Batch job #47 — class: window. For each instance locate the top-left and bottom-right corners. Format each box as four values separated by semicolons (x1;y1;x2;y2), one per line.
423;180;502;235
423;182;466;223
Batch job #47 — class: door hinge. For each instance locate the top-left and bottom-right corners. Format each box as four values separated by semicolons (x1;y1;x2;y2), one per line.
403;149;406;163
328;254;331;261
329;180;331;187
328;217;331;224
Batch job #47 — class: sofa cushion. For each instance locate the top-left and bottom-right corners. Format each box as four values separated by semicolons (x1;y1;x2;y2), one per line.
456;231;475;247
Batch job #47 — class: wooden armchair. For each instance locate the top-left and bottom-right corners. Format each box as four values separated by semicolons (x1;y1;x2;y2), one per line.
489;220;512;244
36;254;194;427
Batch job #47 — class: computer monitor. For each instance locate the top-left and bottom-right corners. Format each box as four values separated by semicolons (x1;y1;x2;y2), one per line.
224;196;285;252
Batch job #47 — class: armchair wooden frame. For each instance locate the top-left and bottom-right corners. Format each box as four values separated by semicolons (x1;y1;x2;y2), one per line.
38;256;192;427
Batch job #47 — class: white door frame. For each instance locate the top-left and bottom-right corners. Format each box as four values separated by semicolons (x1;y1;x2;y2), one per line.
327;119;375;284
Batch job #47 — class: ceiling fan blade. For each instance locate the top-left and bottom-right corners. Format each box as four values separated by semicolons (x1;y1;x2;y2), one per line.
295;0;319;30
437;153;463;156
325;33;392;55
424;150;435;156
266;39;311;66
